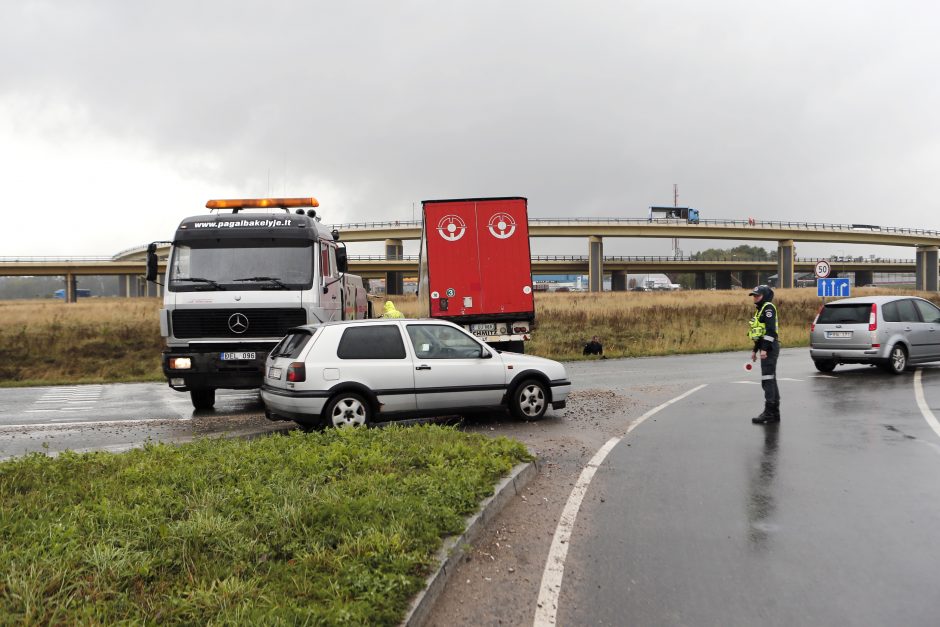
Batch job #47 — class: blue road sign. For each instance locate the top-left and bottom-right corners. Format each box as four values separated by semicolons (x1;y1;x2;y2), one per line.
817;277;851;298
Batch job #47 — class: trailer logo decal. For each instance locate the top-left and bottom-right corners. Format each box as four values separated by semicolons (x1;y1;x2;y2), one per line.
487;212;516;239
228;313;249;334
436;215;467;242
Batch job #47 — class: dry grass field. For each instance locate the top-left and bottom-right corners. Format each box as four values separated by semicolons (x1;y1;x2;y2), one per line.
1;288;936;386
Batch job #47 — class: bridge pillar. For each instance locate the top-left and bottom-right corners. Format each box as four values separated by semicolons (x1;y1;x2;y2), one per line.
385;239;404;296
694;273;707;290
119;274;129;297
741;271;758;289
611;270;627;291
777;240;795;288
716;271;732;290
915;246;939;291
854;270;873;287
588;236;604;292
64;273;78;303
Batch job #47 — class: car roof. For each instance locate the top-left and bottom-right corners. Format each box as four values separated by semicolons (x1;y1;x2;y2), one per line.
289;318;457;333
823;295;928;306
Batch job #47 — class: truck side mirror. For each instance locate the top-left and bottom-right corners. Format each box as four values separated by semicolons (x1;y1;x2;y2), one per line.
336;247;348;273
145;243;159;283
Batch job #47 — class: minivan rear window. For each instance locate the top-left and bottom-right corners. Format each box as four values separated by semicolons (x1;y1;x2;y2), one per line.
817;303;871;324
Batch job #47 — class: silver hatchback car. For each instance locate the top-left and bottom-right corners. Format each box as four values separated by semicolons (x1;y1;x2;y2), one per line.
810;295;940;374
261;318;572;428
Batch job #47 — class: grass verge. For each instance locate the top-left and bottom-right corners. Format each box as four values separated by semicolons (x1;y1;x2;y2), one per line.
0;425;531;625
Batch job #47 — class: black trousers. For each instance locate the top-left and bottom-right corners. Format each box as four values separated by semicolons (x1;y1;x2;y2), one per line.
760;340;780;405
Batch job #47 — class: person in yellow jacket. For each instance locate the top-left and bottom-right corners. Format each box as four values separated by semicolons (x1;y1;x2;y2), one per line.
381;301;404;318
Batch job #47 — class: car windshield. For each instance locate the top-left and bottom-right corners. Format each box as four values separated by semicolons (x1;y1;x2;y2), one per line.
817;303;872;324
168;242;313;291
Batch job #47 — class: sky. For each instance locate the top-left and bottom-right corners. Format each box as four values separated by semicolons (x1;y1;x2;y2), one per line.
2;0;938;260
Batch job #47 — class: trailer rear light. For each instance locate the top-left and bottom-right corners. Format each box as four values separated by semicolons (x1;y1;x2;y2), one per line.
287;362;306;382
206;197;319;209
811;305;824;332
512;321;531;333
168;357;192;370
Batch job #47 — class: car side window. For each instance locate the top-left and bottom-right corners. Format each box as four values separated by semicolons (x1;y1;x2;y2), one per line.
896;299;920;323
406;324;485;359
882;301;900;323
337;325;406;359
913;299;940;324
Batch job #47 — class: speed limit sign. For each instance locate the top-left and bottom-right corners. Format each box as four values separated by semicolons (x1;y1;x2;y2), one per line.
814;260;831;278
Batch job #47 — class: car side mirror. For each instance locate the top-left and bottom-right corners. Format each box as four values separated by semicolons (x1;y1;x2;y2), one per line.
480;348;493;359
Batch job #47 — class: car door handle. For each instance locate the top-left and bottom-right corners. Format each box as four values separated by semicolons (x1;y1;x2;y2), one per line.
416;365;431;371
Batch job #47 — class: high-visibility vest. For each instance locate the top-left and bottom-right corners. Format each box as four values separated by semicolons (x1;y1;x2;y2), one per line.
748;302;779;341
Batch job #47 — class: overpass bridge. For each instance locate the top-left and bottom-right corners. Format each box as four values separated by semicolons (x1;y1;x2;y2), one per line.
2;217;938;300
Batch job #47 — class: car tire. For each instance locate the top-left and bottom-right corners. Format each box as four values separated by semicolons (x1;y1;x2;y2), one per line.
190;388;215;410
813;360;836;373
883;345;908;375
510;379;549;421
325;392;372;428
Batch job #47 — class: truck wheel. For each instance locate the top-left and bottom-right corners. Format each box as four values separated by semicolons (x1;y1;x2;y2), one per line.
325;392;372;428
510;379;548;421
190;388;215;410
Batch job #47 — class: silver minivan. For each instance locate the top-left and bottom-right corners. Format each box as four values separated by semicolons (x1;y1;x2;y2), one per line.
810;295;940;373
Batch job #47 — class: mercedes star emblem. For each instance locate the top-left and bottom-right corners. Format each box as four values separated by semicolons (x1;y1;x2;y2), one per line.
228;312;249;334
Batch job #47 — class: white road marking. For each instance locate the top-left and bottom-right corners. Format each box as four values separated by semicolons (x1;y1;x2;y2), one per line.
914;369;940;440
533;384;707;627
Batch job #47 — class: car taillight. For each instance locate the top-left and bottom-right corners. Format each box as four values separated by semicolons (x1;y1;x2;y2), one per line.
869;303;880;347
811;305;824;332
287;362;306;382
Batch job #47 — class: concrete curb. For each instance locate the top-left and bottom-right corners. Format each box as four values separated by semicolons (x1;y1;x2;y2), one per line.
401;459;540;627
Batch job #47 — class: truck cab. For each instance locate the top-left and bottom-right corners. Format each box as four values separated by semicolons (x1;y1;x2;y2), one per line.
147;197;368;409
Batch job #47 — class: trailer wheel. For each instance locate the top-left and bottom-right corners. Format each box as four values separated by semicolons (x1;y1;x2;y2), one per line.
510;379;548;421
190;388;215;410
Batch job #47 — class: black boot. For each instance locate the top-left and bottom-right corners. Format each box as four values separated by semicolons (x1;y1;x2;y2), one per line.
752;403;780;424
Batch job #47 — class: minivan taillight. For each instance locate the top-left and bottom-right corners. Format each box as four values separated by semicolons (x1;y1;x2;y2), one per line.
287;362;306;382
811;305;824;332
869;303;878;331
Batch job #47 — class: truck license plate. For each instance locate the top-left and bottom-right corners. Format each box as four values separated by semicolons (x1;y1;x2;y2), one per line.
470;323;496;332
221;351;256;361
827;332;851;339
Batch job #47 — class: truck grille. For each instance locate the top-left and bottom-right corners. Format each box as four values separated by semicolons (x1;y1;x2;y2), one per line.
171;308;307;339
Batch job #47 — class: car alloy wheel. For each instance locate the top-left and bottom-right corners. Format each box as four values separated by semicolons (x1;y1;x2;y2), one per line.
889;345;907;375
327;393;371;428
512;379;548;420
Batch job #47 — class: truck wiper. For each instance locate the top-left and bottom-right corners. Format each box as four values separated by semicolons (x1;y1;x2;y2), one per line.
233;276;289;289
172;276;225;289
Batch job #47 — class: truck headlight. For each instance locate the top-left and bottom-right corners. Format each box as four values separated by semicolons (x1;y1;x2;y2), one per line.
168;357;192;370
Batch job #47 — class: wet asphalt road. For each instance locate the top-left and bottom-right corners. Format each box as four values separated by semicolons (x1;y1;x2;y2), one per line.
3;353;940;625
557;357;940;626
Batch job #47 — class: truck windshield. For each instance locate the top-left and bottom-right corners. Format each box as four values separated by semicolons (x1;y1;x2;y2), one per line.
168;242;313;291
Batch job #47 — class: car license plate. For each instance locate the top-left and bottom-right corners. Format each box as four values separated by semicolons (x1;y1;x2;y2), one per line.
220;351;256;360
827;331;851;339
268;367;282;379
471;323;496;332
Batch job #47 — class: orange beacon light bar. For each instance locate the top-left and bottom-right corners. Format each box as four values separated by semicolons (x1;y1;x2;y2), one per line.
205;197;319;210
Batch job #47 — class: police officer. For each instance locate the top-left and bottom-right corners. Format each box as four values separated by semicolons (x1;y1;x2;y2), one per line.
748;285;780;424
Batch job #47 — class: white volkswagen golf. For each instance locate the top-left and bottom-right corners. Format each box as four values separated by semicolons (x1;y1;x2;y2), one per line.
261;318;571;429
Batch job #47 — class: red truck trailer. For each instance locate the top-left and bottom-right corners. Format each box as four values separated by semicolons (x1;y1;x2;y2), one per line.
417;197;535;353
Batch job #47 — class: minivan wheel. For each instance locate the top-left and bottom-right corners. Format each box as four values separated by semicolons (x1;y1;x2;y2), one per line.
325;392;372;428
511;379;548;421
884;345;908;375
813;359;836;373
190;388;215;410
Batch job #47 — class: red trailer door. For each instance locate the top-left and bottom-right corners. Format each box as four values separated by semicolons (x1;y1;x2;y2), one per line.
422;197;533;319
